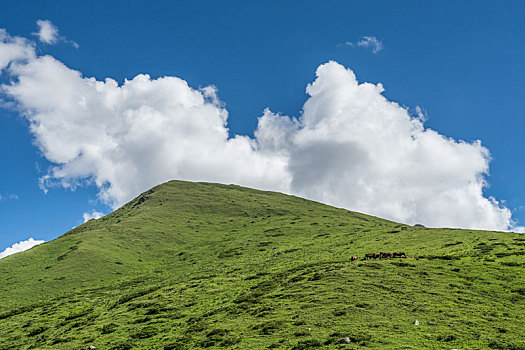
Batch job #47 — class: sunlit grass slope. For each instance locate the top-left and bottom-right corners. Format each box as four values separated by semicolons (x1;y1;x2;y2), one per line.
0;180;524;349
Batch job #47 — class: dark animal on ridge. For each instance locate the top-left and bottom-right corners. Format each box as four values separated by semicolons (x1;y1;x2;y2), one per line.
380;252;392;259
362;252;409;260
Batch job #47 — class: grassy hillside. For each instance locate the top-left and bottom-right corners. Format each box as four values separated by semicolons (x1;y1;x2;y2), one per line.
0;180;523;349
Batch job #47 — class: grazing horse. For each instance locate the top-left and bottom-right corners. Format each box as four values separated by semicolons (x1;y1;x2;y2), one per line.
393;252;406;258
380;252;392;259
364;253;378;260
351;255;358;261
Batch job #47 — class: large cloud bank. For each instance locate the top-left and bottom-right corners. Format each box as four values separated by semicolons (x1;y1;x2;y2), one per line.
0;24;518;231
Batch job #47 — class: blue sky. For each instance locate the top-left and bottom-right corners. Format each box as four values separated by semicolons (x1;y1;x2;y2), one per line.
1;1;525;253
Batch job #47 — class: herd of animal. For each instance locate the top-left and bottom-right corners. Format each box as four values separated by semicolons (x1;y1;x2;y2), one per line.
350;252;410;261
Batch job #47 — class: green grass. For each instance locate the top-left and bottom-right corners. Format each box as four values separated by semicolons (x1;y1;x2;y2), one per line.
0;180;523;349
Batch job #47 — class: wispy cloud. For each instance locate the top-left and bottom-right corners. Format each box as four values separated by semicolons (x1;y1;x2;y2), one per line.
33;20;58;44
0;238;45;259
338;36;383;54
357;36;383;53
32;19;78;48
0;193;19;201
338;41;355;48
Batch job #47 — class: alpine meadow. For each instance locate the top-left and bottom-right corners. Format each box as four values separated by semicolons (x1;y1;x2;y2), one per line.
0;181;523;349
2;3;525;350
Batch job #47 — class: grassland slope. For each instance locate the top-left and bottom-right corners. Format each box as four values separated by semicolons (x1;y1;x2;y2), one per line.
0;180;523;349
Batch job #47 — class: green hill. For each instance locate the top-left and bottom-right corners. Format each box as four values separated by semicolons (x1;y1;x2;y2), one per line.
0;181;523;349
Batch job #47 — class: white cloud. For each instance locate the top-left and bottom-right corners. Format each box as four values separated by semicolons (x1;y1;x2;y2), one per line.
34;20;59;44
260;62;516;231
357;36;383;53
337;41;354;48
0;238;45;259
83;210;104;223
339;36;383;54
32;20;78;48
0;28;520;231
0;193;19;201
0;29;35;71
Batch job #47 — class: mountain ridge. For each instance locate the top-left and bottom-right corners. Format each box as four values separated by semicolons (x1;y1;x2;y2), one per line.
0;180;523;349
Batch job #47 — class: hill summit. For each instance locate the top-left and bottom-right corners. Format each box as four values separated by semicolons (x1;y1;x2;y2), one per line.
0;180;523;349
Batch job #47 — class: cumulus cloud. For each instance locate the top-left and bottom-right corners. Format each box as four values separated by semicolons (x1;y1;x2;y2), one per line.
0;238;45;259
260;63;513;230
3;55;289;207
83;210;104;223
339;36;383;54
0;27;519;231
